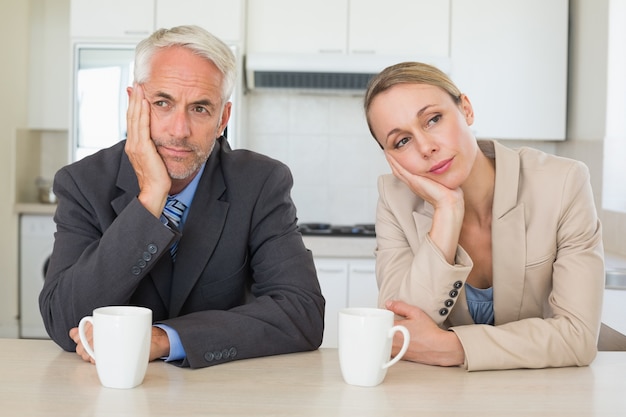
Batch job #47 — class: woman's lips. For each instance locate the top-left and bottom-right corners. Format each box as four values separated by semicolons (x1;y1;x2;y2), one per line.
429;158;453;174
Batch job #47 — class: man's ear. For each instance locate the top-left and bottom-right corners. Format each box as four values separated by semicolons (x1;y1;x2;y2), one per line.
217;102;232;137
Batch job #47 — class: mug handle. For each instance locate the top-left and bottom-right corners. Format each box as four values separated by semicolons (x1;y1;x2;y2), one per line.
382;325;410;369
78;316;96;361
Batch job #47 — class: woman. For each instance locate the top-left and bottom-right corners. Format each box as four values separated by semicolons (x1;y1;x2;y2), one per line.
364;62;604;371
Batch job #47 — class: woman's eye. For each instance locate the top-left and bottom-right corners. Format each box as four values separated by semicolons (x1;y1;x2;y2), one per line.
394;137;410;149
427;114;441;127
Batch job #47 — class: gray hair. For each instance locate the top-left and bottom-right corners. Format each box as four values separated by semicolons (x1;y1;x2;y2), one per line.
134;25;236;104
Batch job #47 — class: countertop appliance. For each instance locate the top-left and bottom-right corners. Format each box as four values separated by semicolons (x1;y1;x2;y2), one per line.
297;223;375;237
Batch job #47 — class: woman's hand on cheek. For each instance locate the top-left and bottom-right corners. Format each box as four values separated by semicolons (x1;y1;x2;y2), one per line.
385;300;465;367
385;153;461;209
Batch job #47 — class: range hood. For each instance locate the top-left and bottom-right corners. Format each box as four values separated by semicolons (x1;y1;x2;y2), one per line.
245;53;451;93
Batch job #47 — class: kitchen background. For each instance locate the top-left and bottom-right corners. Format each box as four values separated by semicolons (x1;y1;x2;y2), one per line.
0;0;625;340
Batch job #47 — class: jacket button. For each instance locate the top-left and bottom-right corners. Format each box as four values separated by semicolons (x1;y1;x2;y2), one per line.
137;259;147;268
439;308;449;316
214;350;223;360
449;289;459;298
142;251;152;261
453;280;463;289
131;266;141;276
147;244;158;254
444;299;454;307
229;347;237;358
222;349;230;359
204;351;215;362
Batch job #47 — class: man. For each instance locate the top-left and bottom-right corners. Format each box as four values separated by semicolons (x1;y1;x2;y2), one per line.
39;25;325;368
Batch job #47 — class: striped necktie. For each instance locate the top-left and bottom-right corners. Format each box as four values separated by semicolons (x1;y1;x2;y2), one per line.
163;197;187;261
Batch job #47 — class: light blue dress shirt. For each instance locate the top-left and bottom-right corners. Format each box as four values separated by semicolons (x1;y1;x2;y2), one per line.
155;163;205;362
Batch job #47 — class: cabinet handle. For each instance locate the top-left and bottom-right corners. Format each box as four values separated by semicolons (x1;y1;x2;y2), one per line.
124;30;151;36
351;269;374;274
317;268;346;273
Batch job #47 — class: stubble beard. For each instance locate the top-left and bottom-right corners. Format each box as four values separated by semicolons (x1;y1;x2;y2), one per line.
154;138;216;180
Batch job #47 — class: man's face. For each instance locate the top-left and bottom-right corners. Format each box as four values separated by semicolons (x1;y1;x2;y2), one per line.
142;46;231;180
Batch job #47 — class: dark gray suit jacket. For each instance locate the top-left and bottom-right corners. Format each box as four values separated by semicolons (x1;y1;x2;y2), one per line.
39;137;325;368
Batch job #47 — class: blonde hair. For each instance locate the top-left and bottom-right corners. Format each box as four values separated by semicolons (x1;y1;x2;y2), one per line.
364;62;462;146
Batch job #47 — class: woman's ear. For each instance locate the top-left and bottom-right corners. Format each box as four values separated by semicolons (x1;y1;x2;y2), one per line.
460;94;474;126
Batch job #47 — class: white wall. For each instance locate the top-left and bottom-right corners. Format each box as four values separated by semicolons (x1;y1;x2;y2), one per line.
244;92;389;225
0;0;31;337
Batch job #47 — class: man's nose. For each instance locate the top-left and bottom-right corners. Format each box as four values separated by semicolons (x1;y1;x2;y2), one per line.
169;109;191;138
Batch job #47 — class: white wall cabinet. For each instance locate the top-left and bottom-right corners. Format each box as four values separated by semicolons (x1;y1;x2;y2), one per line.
315;258;378;348
246;0;347;54
28;0;70;130
70;0;154;40
602;289;626;336
246;0;449;57
155;0;244;44
70;0;243;43
450;0;569;141
349;0;449;57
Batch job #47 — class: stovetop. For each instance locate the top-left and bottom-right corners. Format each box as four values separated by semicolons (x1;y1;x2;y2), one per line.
297;223;375;237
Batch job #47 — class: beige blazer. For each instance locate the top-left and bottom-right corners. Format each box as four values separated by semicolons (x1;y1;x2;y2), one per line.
375;140;604;371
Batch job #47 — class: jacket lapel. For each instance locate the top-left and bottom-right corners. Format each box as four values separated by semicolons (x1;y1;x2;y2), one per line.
488;141;527;324
169;140;229;317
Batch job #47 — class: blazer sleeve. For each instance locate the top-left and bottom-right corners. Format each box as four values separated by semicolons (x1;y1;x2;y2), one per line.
452;161;604;371
375;175;473;324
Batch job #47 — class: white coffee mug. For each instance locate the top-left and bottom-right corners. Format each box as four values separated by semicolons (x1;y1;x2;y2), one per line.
338;307;410;387
78;306;152;389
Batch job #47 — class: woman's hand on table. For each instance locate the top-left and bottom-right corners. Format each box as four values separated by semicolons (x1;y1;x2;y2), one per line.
386;300;465;367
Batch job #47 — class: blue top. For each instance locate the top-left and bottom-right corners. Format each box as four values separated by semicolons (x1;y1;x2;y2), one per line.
465;283;495;325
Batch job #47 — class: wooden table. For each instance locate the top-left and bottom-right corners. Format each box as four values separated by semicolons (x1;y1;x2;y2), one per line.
1;339;625;416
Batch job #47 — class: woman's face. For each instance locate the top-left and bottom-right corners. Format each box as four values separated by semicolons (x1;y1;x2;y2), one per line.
368;83;478;190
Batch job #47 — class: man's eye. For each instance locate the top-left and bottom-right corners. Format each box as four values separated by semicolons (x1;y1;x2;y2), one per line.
154;101;168;107
193;106;208;114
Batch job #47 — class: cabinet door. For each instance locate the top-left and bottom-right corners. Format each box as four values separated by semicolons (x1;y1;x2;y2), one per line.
450;0;568;140
155;0;244;44
347;259;379;308
315;259;349;348
602;289;626;336
349;0;450;57
70;0;154;39
28;0;70;130
246;0;348;54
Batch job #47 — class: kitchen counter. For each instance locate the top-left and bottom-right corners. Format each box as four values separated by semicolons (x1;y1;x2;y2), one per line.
2;338;626;416
14;203;57;215
302;235;375;258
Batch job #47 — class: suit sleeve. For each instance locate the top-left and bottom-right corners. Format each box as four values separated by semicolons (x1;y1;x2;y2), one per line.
160;163;325;368
39;166;177;351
